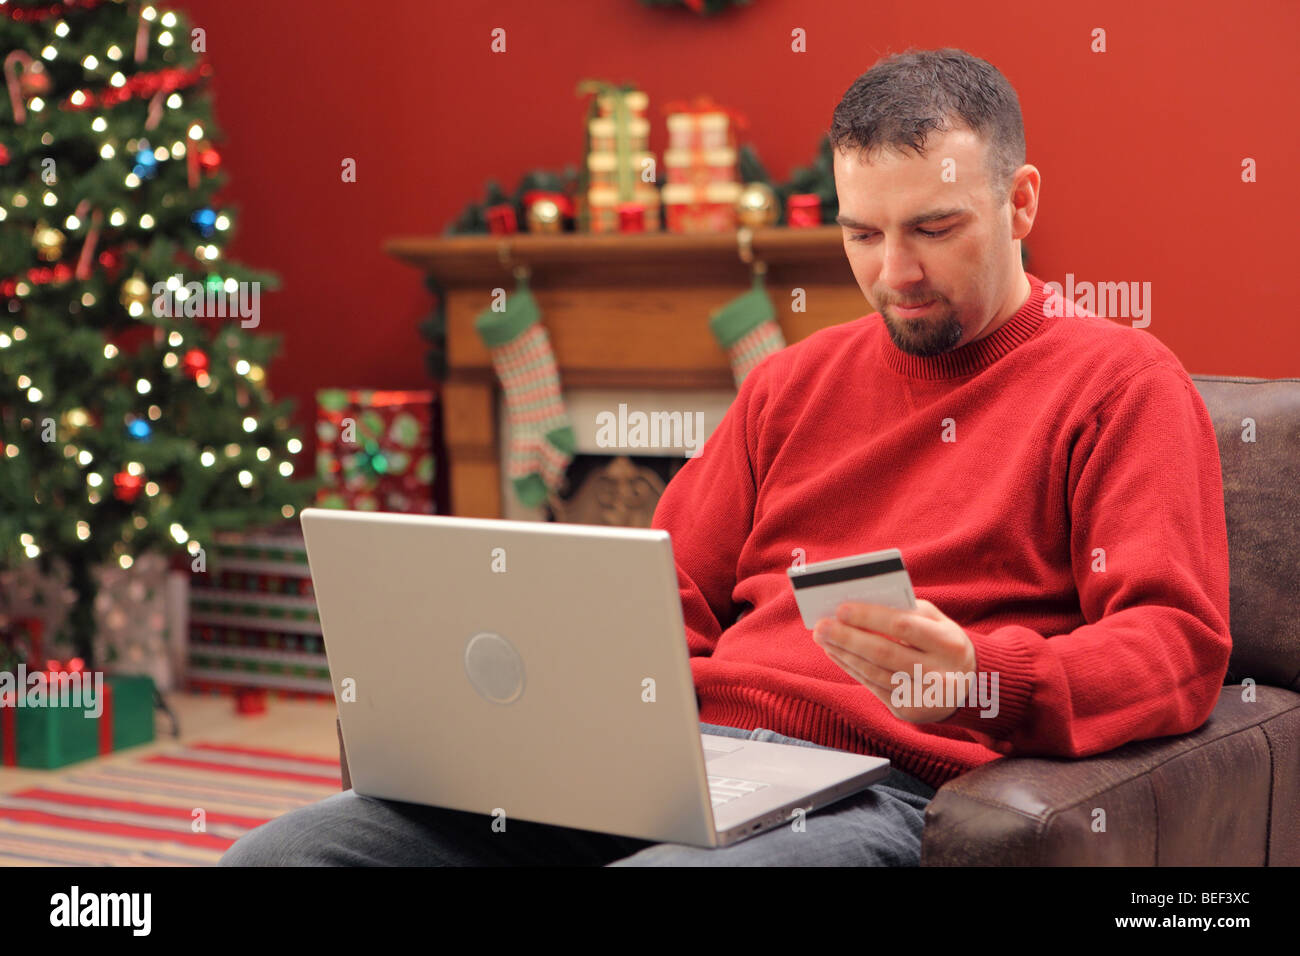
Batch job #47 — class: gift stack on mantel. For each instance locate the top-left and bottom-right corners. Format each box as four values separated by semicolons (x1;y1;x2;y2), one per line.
582;85;661;233
186;528;332;708
662;98;743;233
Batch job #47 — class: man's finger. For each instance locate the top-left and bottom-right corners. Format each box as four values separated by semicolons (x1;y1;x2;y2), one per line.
834;601;944;653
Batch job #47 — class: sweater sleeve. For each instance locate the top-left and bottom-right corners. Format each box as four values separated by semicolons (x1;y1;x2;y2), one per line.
932;361;1232;756
649;360;772;659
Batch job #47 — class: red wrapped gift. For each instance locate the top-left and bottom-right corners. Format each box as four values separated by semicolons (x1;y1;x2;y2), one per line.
786;193;822;228
486;203;518;236
236;687;268;715
617;202;648;233
315;389;436;514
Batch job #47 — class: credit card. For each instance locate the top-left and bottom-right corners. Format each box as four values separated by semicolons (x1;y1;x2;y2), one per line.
787;547;916;629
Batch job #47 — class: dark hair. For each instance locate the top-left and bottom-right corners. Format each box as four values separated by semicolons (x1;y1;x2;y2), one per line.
829;48;1026;197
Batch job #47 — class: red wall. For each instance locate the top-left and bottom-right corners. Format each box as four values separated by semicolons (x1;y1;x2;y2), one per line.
177;0;1300;503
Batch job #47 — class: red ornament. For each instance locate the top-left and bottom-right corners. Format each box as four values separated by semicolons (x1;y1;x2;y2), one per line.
19;63;51;97
0;144;9;166
197;147;221;173
113;471;144;503
182;348;209;379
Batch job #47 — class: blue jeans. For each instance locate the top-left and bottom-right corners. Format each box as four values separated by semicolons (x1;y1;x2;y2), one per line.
218;722;935;867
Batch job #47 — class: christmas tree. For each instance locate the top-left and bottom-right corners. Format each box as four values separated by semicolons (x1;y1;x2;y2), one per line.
0;0;316;665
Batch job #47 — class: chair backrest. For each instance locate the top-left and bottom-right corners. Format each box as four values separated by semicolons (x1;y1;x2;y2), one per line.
1191;375;1300;691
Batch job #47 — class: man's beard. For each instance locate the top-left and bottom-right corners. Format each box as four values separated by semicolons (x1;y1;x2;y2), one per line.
880;299;964;357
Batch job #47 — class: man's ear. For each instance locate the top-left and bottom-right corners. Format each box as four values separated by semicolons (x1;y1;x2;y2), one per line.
1009;164;1040;241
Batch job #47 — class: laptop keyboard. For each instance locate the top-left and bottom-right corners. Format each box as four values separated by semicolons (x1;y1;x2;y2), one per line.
709;775;770;808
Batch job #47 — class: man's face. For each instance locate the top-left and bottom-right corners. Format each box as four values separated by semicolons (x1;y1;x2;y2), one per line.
833;126;1020;357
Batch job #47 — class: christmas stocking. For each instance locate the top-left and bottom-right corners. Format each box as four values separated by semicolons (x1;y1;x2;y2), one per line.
474;277;577;507
709;272;786;386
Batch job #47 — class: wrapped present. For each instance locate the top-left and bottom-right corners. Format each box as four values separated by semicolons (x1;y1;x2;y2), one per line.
664;96;746;151
660;96;745;234
486;203;518;236
579;81;660;232
0;616;44;672
786;193;822;227
1;662;155;769
93;551;186;691
664;147;738;188
0;554;188;691
663;96;744;181
187;528;333;701
315;388;436;514
663;181;741;233
587;114;650;155
588;184;661;233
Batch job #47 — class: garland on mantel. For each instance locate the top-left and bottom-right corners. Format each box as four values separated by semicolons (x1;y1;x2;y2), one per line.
638;0;754;15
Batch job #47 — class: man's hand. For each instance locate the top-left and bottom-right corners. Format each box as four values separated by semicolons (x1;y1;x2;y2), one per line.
812;599;976;723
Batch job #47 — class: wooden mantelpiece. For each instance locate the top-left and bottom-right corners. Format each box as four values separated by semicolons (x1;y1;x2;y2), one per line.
385;226;870;518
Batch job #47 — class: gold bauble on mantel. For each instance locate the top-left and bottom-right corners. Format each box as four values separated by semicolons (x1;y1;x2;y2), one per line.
736;182;779;229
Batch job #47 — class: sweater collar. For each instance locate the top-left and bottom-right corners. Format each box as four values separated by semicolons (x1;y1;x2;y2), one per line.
879;273;1049;380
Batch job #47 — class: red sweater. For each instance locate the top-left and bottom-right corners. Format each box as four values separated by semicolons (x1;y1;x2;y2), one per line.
654;273;1232;790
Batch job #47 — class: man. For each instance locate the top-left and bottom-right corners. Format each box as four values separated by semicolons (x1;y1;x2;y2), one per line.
220;47;1230;867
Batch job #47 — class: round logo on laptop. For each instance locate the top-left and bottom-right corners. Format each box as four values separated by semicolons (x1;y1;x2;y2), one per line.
463;632;525;704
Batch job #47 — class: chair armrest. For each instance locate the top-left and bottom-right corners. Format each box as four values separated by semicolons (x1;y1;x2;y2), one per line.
337;715;351;791
920;685;1300;865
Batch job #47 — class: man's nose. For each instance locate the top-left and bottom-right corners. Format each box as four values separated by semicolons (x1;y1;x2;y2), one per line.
877;238;924;291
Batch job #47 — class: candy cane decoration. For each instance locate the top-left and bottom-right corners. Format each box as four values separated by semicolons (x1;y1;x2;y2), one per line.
144;89;165;129
4;50;35;125
72;200;105;280
134;6;151;63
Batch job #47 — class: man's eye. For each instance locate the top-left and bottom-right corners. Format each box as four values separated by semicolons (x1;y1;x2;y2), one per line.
919;227;952;238
849;232;876;242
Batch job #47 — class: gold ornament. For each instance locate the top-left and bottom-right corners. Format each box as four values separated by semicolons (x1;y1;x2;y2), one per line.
736;182;778;228
526;198;562;234
33;223;66;261
119;273;151;313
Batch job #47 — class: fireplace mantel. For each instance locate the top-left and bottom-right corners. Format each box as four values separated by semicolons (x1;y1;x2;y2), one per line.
385;226;871;517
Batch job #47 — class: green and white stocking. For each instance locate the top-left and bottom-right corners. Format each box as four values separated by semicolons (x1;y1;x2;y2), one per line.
709;272;787;386
474;278;577;507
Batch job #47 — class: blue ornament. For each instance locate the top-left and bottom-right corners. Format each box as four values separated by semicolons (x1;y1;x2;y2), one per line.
133;147;159;179
127;418;152;441
191;207;217;237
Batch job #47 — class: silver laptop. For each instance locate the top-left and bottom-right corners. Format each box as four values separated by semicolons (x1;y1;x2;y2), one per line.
299;507;890;849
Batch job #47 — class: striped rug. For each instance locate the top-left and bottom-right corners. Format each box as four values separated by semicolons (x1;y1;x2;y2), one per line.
0;742;342;866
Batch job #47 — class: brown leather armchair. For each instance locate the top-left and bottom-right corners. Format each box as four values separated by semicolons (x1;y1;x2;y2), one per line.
335;374;1300;865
